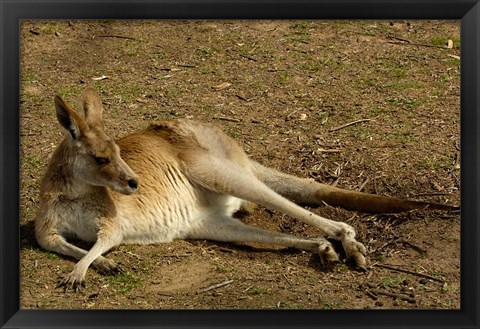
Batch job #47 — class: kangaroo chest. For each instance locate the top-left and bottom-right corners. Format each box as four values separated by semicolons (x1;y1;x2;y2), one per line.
55;195;106;242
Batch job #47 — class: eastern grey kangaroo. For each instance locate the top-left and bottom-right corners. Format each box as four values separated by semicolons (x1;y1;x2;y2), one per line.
34;87;457;291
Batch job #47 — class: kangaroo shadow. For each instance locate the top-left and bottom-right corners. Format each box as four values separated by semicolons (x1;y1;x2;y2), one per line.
188;239;354;273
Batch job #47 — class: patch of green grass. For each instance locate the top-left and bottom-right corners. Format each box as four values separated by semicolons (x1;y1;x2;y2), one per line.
21;260;38;279
417;155;453;171
369;106;389;116
21;72;39;84
381;274;407;289
390;69;407;78
37;22;62;35
55;85;83;99
307;56;335;71
392;130;417;143
387;96;417;109
300;97;319;109
200;105;214;113
353;126;374;141
430;36;460;48
196;47;214;58
275;71;290;85
387;80;424;91
122;40;141;57
165;88;182;100
446;58;460;67
22;154;45;170
316;112;330;124
108;272;143;294
288;21;311;43
322;300;340;309
247;285;269;295
357;77;377;87
44;252;60;260
262;149;276;160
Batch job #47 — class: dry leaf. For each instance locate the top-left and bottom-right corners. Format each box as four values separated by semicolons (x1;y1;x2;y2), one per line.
447;39;454;49
299;113;307;121
448;54;460;60
92;75;109;81
213;82;232;91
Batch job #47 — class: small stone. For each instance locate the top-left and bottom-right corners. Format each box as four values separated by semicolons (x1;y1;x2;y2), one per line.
375;301;384;307
419;278;428;284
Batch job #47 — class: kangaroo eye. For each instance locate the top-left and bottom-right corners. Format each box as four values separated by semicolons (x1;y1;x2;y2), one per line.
94;156;109;165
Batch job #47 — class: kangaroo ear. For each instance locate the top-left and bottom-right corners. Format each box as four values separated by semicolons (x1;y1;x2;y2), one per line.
55;95;86;140
81;87;104;128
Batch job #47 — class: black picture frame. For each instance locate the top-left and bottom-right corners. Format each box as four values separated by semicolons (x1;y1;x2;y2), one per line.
1;0;479;328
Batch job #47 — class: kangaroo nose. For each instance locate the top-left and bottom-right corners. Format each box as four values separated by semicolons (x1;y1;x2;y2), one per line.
128;178;138;190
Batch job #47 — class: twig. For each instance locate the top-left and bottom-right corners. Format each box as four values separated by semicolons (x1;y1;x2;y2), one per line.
398;240;427;255
315;148;342;154
217;247;237;253
98;35;138;40
20;132;37;137
412;192;452;197
176;63;196;68
374;264;445;283
198;279;234;293
373;175;378;195
124;250;143;260
162;253;191;257
214;116;241;123
386;41;448;49
239;54;258;62
387;35;411;43
370;289;416;303
285;110;298;120
358;178;370;192
282;273;293;287
329;119;372;132
157;291;175;297
365;290;378;300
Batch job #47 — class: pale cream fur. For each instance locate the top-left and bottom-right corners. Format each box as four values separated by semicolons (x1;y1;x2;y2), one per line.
35;87;454;291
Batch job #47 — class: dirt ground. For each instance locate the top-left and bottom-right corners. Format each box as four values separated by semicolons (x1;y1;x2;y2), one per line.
19;20;460;310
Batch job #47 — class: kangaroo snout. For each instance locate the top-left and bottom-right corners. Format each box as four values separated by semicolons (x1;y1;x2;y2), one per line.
128;178;138;190
124;176;139;194
117;172;139;195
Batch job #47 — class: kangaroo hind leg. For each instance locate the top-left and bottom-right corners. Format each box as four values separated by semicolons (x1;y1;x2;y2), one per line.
184;154;367;270
185;214;339;267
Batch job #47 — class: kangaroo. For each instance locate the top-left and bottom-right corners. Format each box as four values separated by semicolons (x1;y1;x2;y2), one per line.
34;87;458;291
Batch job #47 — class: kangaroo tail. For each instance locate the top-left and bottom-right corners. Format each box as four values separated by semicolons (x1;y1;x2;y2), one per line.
315;184;459;213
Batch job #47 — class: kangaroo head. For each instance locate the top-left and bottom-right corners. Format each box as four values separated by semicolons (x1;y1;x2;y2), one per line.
54;87;139;195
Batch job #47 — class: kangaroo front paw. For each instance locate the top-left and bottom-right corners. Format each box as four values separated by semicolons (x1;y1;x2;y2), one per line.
93;257;122;275
56;271;86;292
342;238;367;271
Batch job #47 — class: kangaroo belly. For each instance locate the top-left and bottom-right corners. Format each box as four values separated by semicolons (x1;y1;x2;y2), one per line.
119;197;201;244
